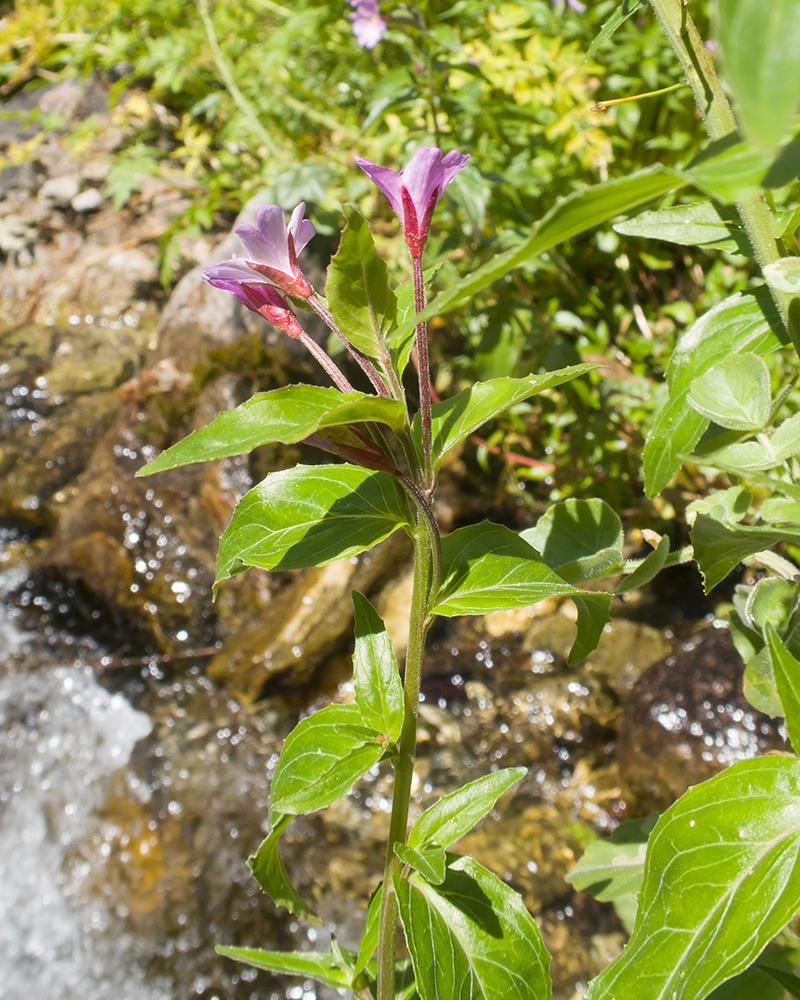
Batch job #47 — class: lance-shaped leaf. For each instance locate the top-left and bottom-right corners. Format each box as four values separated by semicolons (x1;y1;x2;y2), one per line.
215;945;352;989
686;134;800;203
715;0;800;151
616;535;670;595
688;353;771;431
566;815;657;902
137;385;406;476
691;513;800;592
614;201;749;253
395;843;448;885
395;856;552;1000
391;166;683;340
644;289;786;497
416;367;596;471
269;703;386;820
248;814;319;922
432;523;580;616
355;884;383;975
585;756;800;1000
570;593;612;666
327;207;396;359
407;768;527;850
766;625;800;748
762;966;800;999
352;591;404;743
584;0;648;62
216;464;409;585
522;498;623;584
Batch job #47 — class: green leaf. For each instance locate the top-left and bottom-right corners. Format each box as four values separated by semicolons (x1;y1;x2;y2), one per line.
585;756;800;1000
326;207;396;359
687;353;772;431
764;257;800;295
247;814;319;922
215;946;352;989
707;963;788;1000
391;166;684;339
395;857;552;1000
771;412;800;460
715;0;800;150
706;439;781;474
392;266;440;377
269;703;386;819
644;289;786;496
352;592;404;743
743;643;784;716
395;843;448;885
613;201;749;253
686;486;752;526
355;885;382;976
743;577;797;635
767;624;800;747
569;593;613;666
691;513;800;591
407;768;527;850
761;966;800;999
686;133;800;202
566;815;658;902
761;495;800;523
418;367;596;471
584;0;649;62
137;385;406;476
522;499;623;584
616;535;670;595
216;464;409;584
432;523;579;616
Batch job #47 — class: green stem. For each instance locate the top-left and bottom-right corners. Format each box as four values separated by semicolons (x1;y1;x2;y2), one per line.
648;0;800;355
376;519;433;1000
412;255;435;492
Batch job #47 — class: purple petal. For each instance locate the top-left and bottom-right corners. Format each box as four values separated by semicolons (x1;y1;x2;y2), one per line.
288;202;316;256
203;257;275;286
355;156;405;221
349;0;386;48
400;147;448;220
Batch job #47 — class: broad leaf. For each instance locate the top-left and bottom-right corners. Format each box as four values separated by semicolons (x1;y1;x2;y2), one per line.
269;703;386;819
616;535;670;595
432;523;579;616
644;289;786;496
137;386;406;476
395;843;448;885
686;133;800;203
715;0;800;150
522;498;623;584
326;206;396;359
407;768;527;850
585;756;800;1000
743;577;796;635
215;946;352;989
686;486;752;526
706;439;781;474
691;513;800;591
216;464;409;584
687;353;771;431
417;367;595;471
767;625;800;748
248;814;319;922
570;593;613;666
614;201;749;253
352;591;404;743
566;815;658;901
395;857;551;1000
391;166;684;339
761;495;800;523
584;0;648;62
764;257;800;295
770;412;800;460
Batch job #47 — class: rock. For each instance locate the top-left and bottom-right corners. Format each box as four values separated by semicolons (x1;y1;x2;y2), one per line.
0;215;36;255
38;176;80;209
617;625;784;814
71;188;104;214
0;161;39;201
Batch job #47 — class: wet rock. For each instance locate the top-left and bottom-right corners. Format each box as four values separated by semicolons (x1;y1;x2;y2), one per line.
71;188;104;214
209;531;411;704
39;175;80;210
617;625;784;814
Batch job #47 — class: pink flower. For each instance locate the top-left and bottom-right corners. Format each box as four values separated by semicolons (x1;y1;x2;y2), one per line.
203;203;316;299
355;146;470;257
349;0;386;49
204;279;305;340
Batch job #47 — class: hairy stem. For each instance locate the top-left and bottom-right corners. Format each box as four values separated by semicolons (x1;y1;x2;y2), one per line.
295;330;354;393
648;0;800;355
376;519;433;1000
307;295;392;397
412;256;435;491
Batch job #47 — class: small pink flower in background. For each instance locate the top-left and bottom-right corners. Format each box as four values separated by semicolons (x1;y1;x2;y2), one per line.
552;0;586;10
203;203;315;299
204;279;305;339
355;146;470;257
349;0;386;49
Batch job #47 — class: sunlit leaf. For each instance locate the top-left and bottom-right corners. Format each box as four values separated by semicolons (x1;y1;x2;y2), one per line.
352;591;404;743
395;843;448;885
566;814;658;901
247;814;319;922
614;201;749;253
522;498;623;584
687;353;771;431
767;625;800;748
215;945;352;989
691;513;800;591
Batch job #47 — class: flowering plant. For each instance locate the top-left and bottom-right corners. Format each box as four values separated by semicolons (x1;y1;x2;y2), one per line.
139;1;800;986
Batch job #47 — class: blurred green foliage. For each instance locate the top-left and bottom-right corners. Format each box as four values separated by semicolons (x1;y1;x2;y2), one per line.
0;0;762;507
